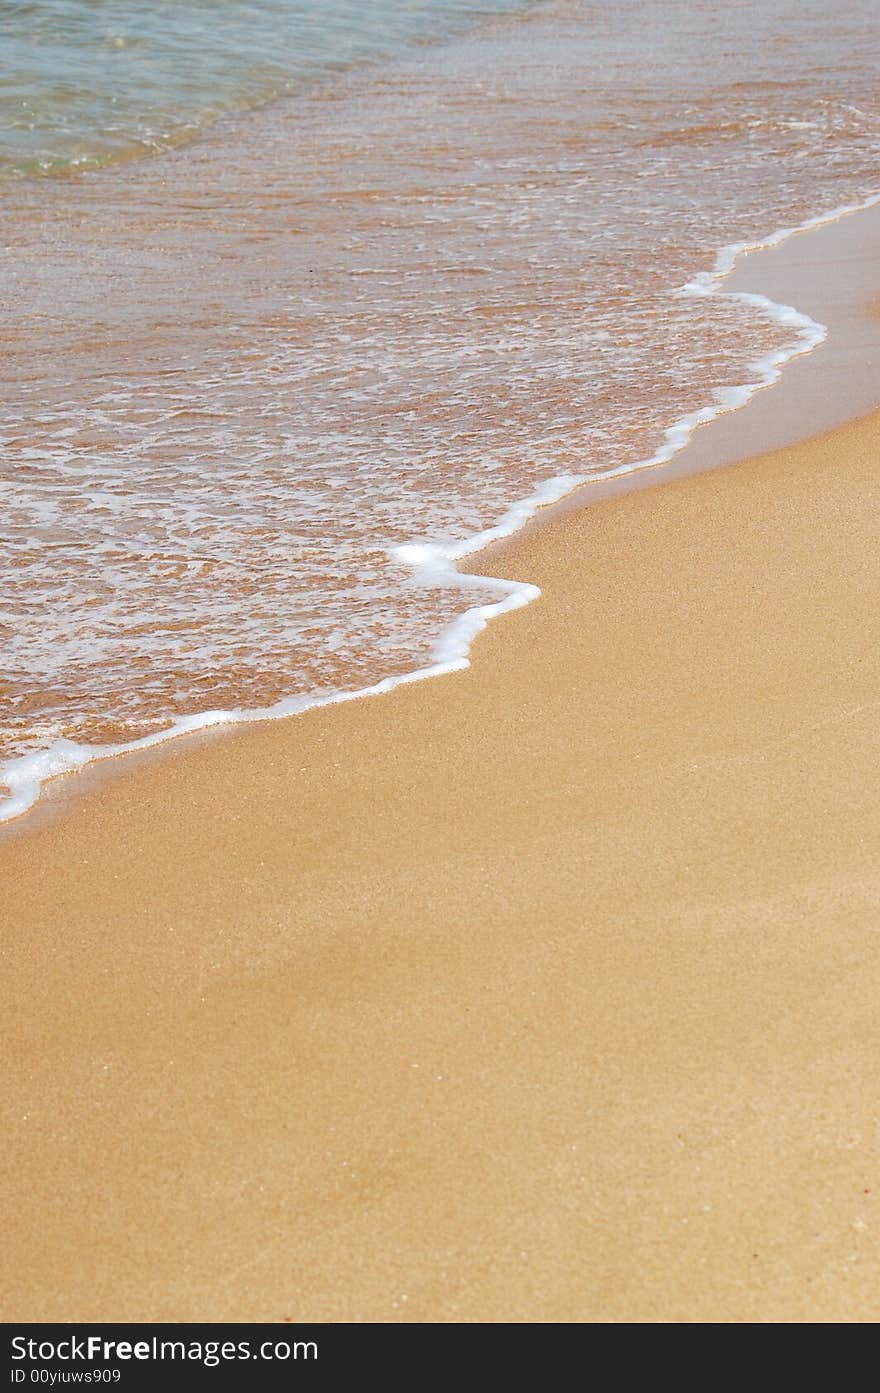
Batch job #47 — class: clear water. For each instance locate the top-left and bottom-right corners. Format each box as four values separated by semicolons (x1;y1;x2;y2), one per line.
0;0;531;176
1;0;879;815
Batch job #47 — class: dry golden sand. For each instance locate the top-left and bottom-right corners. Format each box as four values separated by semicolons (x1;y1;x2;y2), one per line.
3;406;880;1322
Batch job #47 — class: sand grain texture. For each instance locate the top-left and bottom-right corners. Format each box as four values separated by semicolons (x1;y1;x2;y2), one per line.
3;405;880;1322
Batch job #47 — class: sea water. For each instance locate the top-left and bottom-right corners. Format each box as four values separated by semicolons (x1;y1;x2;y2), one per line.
1;0;879;816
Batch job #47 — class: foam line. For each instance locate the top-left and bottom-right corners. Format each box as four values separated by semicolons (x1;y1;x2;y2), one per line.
3;191;879;825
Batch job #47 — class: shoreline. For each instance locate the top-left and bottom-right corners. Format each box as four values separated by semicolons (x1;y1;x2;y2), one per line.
2;225;880;1318
4;192;880;838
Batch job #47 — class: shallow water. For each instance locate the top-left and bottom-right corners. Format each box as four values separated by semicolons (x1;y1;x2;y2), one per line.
0;0;530;176
1;0;879;815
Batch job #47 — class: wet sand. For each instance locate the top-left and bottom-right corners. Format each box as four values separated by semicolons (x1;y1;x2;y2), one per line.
4;0;880;784
4;375;880;1318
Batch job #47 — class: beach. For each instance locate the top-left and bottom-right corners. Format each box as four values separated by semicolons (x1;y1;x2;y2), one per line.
4;0;880;815
3;0;880;1330
3;200;880;1319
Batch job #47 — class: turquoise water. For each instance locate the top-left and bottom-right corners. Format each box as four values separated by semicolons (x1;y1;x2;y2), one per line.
2;0;879;819
0;0;529;176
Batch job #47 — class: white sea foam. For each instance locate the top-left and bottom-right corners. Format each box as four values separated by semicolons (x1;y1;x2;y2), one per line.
2;191;878;826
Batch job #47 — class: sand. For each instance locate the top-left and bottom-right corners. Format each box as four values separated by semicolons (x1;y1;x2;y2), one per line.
3;212;880;1323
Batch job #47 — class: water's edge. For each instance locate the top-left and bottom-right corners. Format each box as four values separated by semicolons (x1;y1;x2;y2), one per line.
3;190;879;830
